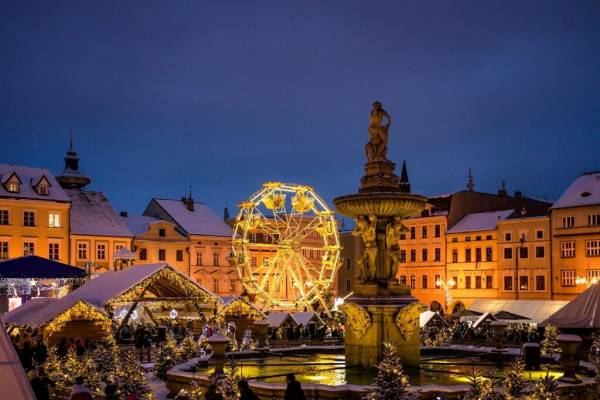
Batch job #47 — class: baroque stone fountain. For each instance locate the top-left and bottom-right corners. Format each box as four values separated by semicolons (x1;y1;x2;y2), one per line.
334;101;427;368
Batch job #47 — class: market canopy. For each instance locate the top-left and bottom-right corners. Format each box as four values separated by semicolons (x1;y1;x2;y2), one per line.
420;311;449;328
544;284;600;328
291;312;324;327
450;309;482;319
220;296;266;318
470;299;568;324
0;256;86;279
265;312;297;329
494;311;531;321
0;320;35;399
62;263;220;309
472;312;497;329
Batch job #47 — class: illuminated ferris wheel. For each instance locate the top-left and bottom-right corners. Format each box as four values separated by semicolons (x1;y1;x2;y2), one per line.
232;182;341;314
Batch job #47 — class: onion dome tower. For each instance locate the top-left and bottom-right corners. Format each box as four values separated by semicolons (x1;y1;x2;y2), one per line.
56;132;92;189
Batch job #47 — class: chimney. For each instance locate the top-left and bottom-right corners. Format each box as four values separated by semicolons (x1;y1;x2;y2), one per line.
498;181;508;196
186;197;194;211
120;211;128;218
224;206;230;221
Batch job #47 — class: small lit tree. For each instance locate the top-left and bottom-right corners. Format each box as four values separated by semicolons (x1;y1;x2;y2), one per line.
526;370;559;400
92;337;120;377
61;347;101;391
503;358;527;400
44;346;65;384
118;349;152;399
541;325;561;355
155;334;179;379
364;341;414;400
180;330;200;360
217;358;241;400
464;367;503;400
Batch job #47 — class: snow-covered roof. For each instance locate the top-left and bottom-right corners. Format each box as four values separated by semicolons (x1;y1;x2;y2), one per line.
472;312;497;329
121;215;161;235
62;263;219;308
291;312;324;326
150;198;232;237
470;299;568;324
1;297;107;328
0;320;35;399
545;284;600;328
265;312;295;328
0;164;70;202
66;189;133;237
419;311;448;328
447;209;514;233
113;247;136;260
551;171;600;209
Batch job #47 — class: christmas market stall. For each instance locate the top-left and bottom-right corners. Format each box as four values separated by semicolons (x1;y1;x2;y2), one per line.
0;320;35;400
0;255;86;313
218;296;266;342
2;297;112;344
58;263;221;338
290;311;325;339
265;312;298;341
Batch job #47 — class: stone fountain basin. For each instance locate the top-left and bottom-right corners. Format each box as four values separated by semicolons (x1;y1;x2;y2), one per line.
334;192;427;218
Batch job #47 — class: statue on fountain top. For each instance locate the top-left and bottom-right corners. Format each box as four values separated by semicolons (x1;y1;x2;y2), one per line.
366;101;392;162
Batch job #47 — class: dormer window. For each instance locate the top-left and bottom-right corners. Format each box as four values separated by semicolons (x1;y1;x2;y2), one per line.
33;176;51;196
7;182;19;193
38;185;48;195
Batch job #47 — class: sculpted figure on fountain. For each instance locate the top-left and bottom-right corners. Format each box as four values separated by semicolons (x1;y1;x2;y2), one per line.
352;215;378;282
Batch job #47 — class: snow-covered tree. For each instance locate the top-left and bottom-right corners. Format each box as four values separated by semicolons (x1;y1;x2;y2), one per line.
464;367;503;400
61;347;101;391
526;370;559;400
155;334;179;379
503;358;527;400
92;337;120;377
541;325;561;355
118;349;152;399
364;341;414;400
180;330;199;360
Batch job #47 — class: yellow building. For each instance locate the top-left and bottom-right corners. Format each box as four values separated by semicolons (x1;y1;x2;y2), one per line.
120;214;190;274
496;215;551;300
0;164;70;262
550;171;600;300
445;210;513;312
143;197;237;296
334;230;362;299
396;214;447;313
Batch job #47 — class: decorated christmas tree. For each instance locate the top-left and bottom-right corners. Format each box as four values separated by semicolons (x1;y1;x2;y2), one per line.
503;358;527;400
180;330;199;360
464;367;503;400
44;346;65;384
541;324;561;355
92;336;120;377
526;370;559;400
188;379;205;400
61;347;101;391
155;333;179;379
118;348;152;399
364;341;414;400
217;358;241;400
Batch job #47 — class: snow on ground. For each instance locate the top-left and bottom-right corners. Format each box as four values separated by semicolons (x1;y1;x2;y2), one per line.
146;372;170;400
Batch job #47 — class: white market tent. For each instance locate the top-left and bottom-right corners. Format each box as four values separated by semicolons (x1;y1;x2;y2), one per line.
0;320;35;400
470;299;568;324
265;312;296;329
472;312;497;329
545;284;600;328
420;311;449;329
291;312;324;327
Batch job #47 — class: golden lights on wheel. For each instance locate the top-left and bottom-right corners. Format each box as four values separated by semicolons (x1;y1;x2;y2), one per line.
232;182;341;314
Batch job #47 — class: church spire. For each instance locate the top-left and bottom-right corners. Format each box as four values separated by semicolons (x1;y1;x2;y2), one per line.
399;160;411;193
56;131;92;189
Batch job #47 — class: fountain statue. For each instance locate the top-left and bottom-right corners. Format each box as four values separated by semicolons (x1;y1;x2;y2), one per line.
334;102;427;368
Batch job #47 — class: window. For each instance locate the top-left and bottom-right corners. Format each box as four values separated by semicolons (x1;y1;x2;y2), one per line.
346;258;351;270
453;276;458;288
410;275;416;289
346;280;351;291
465;276;472;289
486;275;493;289
505;232;512;241
435;275;441;288
0;210;8;225
560;241;576;258
410;249;416;262
504;248;513;259
434;248;441;262
230;279;236;293
176;249;184;261
422;226;427;239
23;211;35;227
452;249;458;263
158;249;166;261
452;237;458;242
434;224;441;238
422;275;428;289
77;243;87;260
475;276;481;289
486;235;492;240
24;242;34;256
485;247;492;261
158;228;166;237
263;257;270;266
97;244;107;260
213;279;219;293
0;241;8;259
410;227;416;239
48;243;59;260
196;251;202;265
475;235;481;241
399;233;406;240
250;233;257;243
562;216;575;228
466;237;471;241
519;276;529;291
504;276;513;291
536;230;544;239
475;248;482;262
588;270;600;281
586;240;600;257
6;181;19;193
536;276;545;291
561;270;576;287
48;212;60;228
519;247;528;259
139;248;147;261
422;248;428;262
535;246;545;258
38;185;48;195
251;256;257;267
213;251;220;266
465;248;472;262
400;250;406;262
400;275;407;285
589;214;600;227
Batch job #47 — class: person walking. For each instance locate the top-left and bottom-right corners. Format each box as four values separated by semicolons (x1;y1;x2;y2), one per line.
284;373;306;400
30;366;54;400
